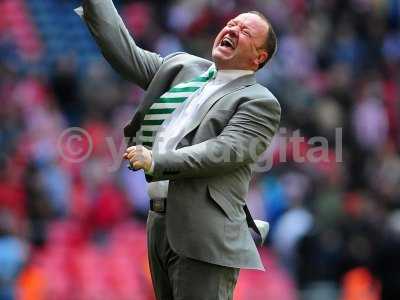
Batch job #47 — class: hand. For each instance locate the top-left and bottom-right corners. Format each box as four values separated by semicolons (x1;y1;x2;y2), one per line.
123;146;152;172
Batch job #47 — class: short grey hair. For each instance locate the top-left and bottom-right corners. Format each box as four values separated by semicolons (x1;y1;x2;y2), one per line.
248;11;278;69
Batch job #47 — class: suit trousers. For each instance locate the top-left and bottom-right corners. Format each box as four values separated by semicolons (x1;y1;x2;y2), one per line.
147;210;240;300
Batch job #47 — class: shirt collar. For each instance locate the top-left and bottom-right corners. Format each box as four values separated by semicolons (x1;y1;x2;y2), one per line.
213;69;254;84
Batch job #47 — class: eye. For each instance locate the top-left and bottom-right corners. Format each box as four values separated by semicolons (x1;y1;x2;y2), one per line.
242;30;251;37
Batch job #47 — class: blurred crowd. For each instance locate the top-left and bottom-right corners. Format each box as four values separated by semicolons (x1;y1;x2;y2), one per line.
0;0;400;299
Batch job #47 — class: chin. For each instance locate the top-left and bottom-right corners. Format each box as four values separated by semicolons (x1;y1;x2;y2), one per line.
212;49;231;63
212;56;226;68
212;48;221;59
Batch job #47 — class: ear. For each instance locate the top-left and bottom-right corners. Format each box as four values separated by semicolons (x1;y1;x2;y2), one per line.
257;50;268;67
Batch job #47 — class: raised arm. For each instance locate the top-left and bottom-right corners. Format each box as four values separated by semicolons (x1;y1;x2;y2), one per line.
76;0;163;89
149;97;281;181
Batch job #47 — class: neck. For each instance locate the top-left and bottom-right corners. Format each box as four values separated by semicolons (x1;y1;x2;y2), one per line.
214;61;258;72
216;66;255;72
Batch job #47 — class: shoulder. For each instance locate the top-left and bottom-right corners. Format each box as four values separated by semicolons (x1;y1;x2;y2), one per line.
162;52;212;70
239;83;280;110
155;52;213;85
249;83;278;102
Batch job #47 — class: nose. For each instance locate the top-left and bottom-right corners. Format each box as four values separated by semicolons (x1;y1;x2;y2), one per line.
226;26;239;37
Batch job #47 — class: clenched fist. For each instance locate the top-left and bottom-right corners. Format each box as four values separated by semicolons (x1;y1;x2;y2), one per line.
123;145;153;172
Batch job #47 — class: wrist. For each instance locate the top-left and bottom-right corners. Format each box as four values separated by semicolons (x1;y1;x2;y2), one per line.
145;151;153;173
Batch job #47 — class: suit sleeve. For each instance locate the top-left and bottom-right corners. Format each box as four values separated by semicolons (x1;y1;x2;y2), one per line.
76;0;163;89
149;97;281;181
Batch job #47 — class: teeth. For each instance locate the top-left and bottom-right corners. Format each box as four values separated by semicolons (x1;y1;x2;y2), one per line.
221;37;234;48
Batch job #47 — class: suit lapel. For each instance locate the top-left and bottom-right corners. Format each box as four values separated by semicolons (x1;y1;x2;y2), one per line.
124;60;212;142
124;61;187;141
178;74;257;144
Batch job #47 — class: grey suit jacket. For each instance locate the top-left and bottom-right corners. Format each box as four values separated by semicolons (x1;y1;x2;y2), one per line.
79;0;281;270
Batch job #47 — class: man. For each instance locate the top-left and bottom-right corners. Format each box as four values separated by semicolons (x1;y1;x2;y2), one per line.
76;1;280;299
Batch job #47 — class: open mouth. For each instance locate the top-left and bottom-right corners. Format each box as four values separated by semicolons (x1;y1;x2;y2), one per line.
219;36;236;50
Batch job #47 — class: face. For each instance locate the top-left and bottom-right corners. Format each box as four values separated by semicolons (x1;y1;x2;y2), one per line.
212;13;269;71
